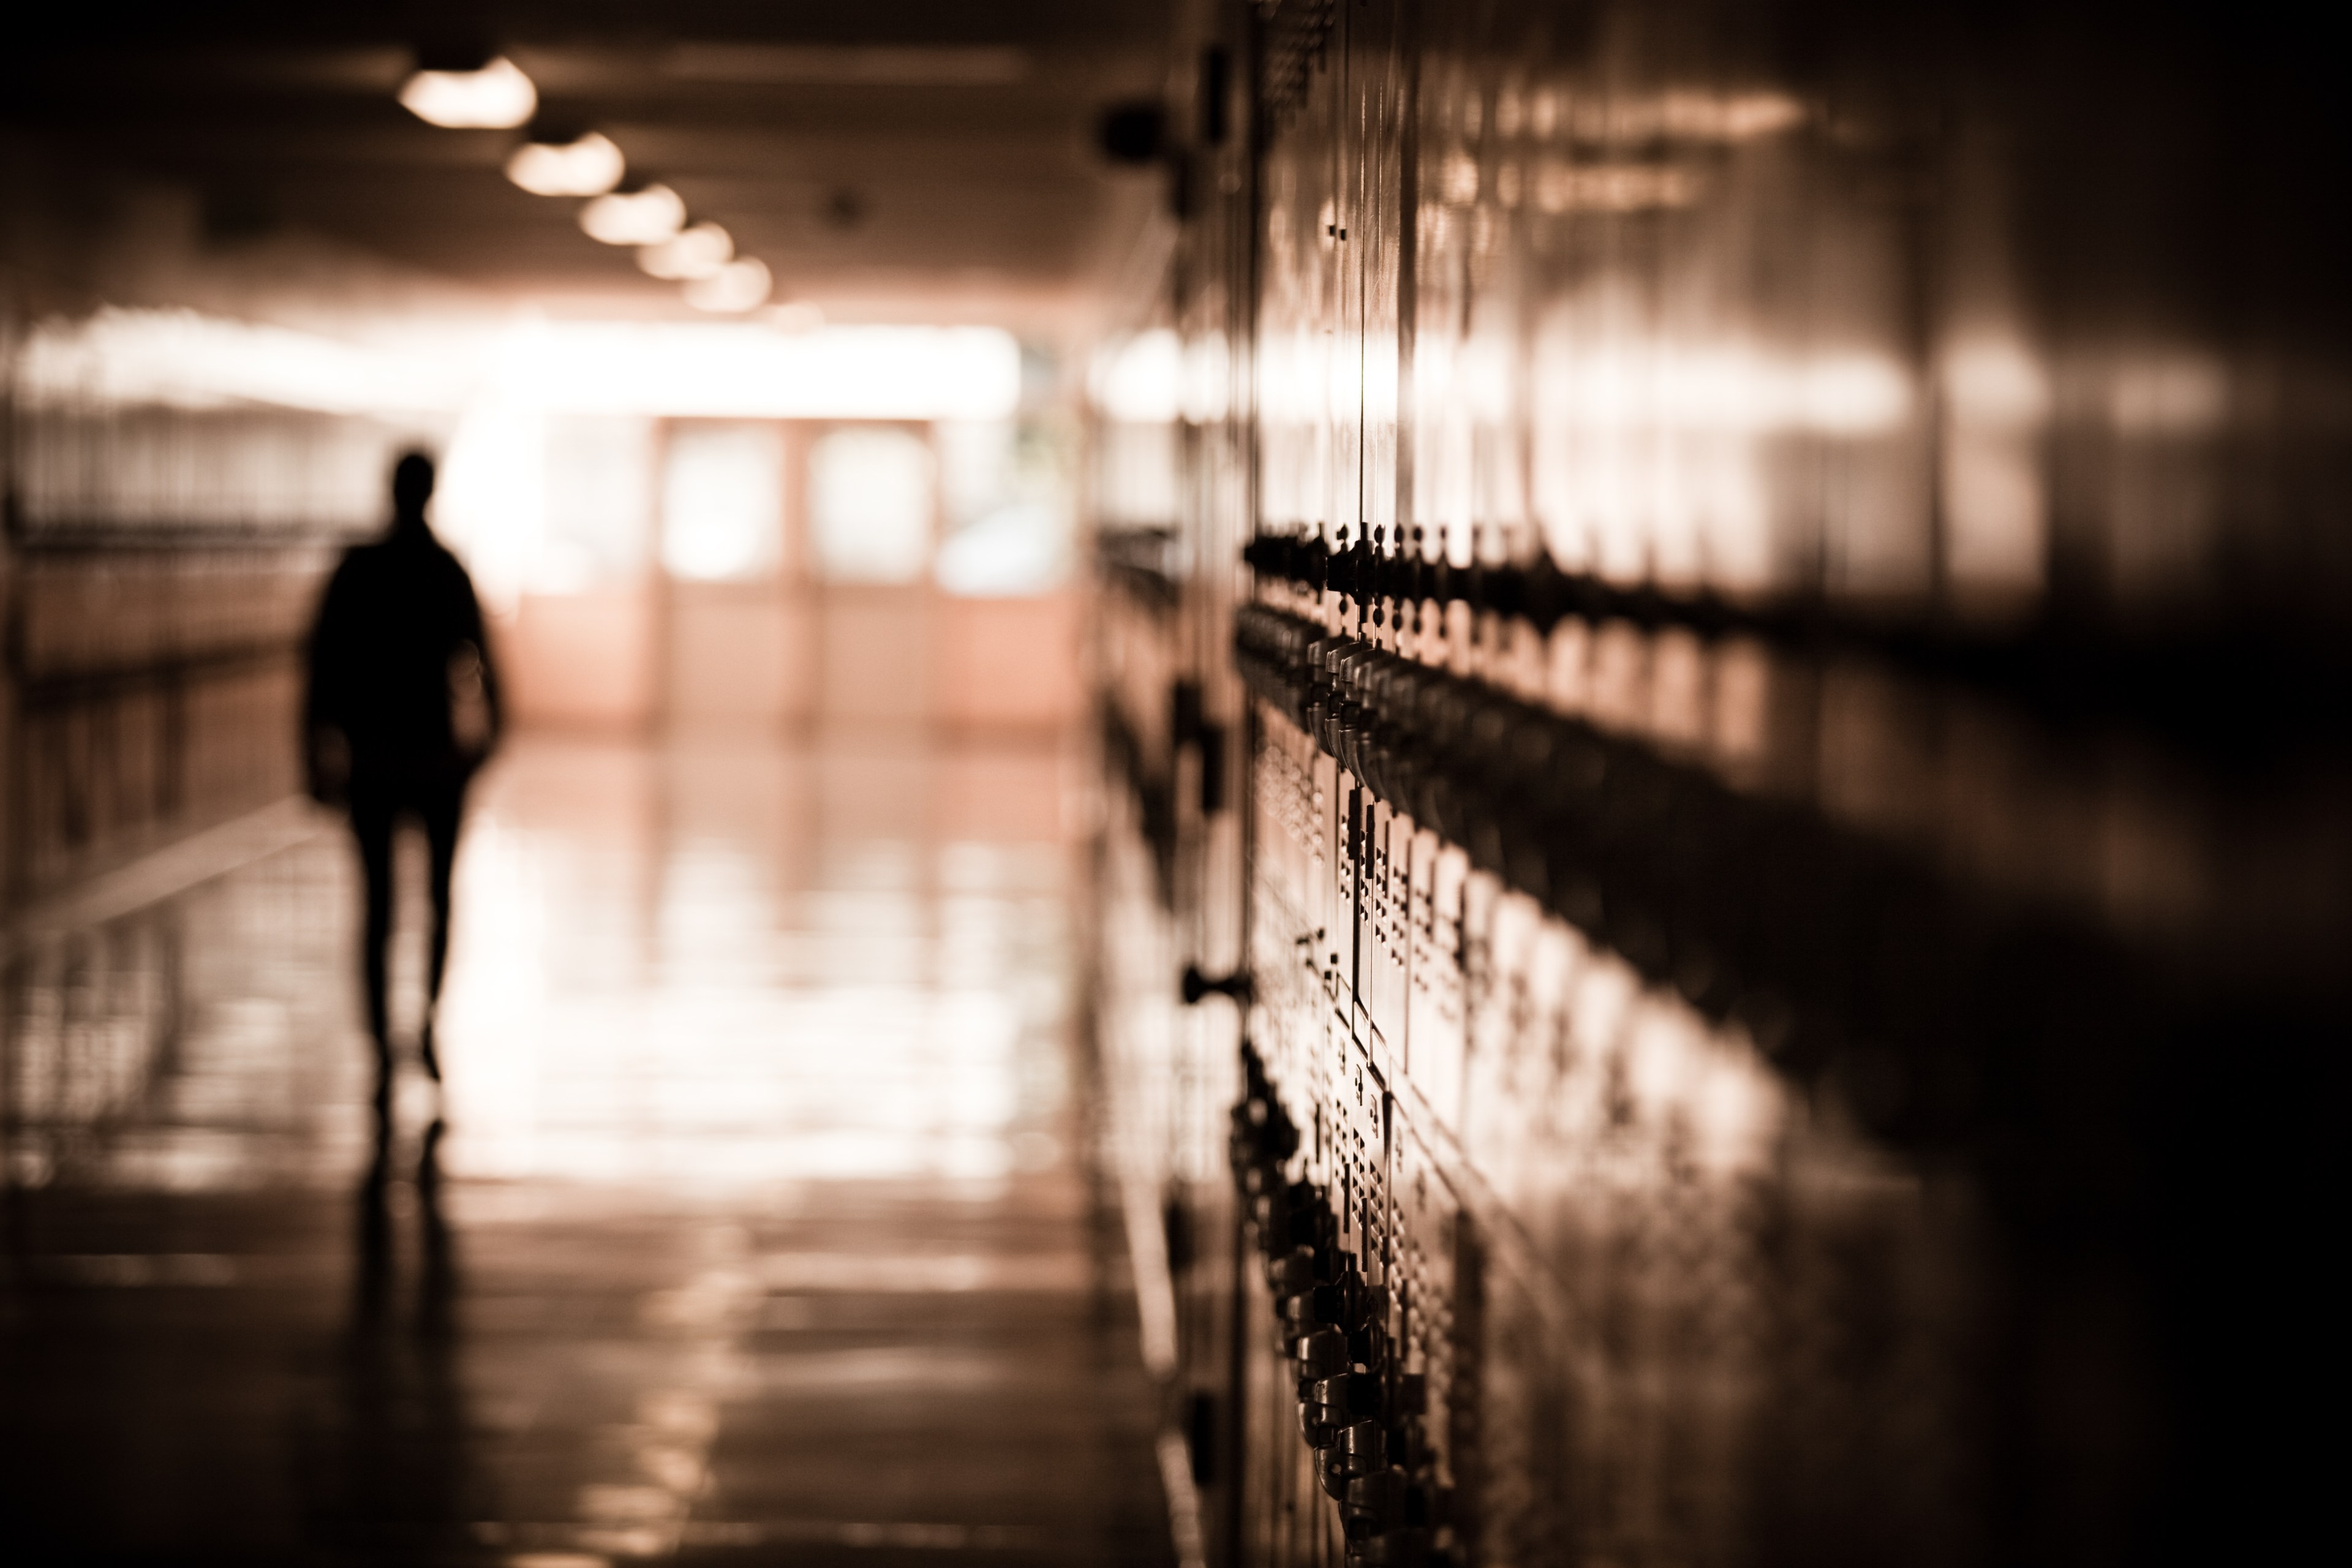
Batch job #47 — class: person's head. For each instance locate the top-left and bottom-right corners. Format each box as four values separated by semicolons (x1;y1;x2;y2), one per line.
391;450;436;523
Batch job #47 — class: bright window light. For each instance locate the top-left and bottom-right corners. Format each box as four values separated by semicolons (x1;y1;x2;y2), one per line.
935;420;1072;597
489;322;1022;420
581;184;685;246
505;131;625;196
639;223;733;281
399;56;537;129
1092;329;1182;423
684;258;773;314
937;502;1069;596
808;427;933;584
16;306;468;415
661;423;784;581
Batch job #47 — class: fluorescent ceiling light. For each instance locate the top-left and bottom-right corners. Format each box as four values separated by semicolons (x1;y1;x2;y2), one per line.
639;222;733;281
399;56;537;129
505;132;625;197
17;307;469;416
685;259;773;314
486;323;1022;419
580;184;685;245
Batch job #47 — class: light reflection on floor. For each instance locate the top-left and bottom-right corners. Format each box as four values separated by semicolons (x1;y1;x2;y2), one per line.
0;734;1172;1565
439;742;1073;1190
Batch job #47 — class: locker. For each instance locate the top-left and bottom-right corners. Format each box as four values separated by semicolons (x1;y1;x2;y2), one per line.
1091;1;2348;1562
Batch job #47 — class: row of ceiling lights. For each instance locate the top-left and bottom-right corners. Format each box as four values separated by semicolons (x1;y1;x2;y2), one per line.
398;51;775;314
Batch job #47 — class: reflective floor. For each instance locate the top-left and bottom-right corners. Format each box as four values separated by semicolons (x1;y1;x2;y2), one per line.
0;736;1172;1566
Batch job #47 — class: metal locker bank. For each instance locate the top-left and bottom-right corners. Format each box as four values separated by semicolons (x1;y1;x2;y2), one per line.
1085;2;2350;1565
0;2;2343;1563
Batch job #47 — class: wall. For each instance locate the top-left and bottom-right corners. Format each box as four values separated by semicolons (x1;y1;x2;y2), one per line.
1091;4;2350;1565
1;135;484;910
937;590;1086;735
504;583;662;732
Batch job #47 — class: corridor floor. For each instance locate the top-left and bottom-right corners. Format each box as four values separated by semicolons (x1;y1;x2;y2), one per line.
0;737;1172;1566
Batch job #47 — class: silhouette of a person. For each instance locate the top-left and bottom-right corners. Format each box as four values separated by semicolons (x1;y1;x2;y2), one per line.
303;451;501;1102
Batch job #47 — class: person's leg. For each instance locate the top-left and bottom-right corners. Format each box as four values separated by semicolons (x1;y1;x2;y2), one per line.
418;775;467;1082
349;782;396;1099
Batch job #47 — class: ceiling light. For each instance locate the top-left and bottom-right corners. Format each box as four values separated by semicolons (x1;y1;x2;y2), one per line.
685;259;773;314
399;56;537;129
580;184;685;246
639;222;733;281
506;131;625;197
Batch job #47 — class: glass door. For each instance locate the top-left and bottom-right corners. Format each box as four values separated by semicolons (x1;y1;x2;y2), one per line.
658;421;799;729
805;424;936;728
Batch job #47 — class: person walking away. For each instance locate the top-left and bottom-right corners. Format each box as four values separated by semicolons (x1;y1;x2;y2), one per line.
302;451;502;1109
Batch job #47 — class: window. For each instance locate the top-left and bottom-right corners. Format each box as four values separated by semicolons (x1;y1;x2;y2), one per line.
660;423;783;582
807;426;933;584
541;415;654;589
933;418;1074;597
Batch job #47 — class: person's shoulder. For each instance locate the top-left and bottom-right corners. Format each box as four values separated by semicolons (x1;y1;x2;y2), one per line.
422;536;470;578
424;535;481;589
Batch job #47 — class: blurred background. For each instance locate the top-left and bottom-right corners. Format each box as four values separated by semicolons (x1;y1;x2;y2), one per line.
0;7;1175;1564
0;6;1157;899
3;2;2347;1566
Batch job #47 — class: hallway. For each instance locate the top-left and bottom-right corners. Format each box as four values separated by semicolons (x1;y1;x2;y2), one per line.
7;4;2347;1559
0;736;1172;1565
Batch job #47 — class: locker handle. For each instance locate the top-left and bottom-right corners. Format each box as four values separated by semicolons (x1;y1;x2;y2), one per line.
1182;965;1253;1005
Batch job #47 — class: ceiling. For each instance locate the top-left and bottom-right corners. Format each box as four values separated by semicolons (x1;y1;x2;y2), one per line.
4;3;1175;328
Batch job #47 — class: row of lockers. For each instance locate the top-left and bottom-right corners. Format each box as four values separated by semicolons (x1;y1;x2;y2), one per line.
6;660;303;899
13;403;426;536
1092;1;2343;1564
2;313;404;903
1244;0;2352;643
11;545;334;680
